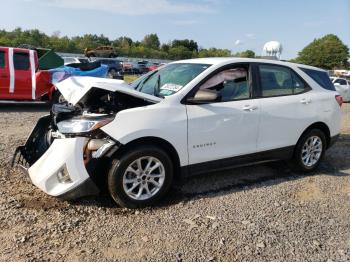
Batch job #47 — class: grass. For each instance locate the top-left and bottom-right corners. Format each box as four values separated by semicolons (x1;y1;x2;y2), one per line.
123;74;139;83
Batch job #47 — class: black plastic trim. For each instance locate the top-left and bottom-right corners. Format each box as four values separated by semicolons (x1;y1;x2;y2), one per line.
181;145;295;177
59;178;100;200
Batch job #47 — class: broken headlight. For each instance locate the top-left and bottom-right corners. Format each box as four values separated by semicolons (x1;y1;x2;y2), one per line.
57;116;114;135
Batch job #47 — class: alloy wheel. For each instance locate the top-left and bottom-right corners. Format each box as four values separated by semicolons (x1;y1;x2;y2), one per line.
122;156;165;200
301;136;323;167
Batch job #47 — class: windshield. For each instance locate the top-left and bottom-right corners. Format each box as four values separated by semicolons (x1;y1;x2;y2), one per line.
130;63;211;97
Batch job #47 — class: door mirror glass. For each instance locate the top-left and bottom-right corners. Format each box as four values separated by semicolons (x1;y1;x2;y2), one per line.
187;89;220;104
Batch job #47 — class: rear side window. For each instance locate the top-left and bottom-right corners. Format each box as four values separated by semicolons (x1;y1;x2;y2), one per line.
258;65;307;97
0;51;5;68
14;52;30;70
300;68;335;91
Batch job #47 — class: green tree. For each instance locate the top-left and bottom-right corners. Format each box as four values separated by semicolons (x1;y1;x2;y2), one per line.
233;49;255;58
198;48;231;57
293;34;349;69
142;33;160;49
172;39;198;52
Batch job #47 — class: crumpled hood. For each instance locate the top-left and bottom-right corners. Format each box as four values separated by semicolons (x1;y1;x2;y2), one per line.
55;76;162;105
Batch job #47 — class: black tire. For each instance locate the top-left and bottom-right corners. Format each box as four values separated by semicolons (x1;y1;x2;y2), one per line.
108;145;174;208
292;129;327;172
52;91;66;104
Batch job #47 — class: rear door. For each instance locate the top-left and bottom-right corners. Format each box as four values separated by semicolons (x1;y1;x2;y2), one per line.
255;63;315;153
13;50;32;99
0;48;10;98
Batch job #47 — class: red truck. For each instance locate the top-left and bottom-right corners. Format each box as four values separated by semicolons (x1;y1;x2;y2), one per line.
0;47;59;101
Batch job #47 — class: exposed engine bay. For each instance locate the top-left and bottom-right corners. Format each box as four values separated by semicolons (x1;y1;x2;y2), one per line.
52;87;155;125
13;77;160;168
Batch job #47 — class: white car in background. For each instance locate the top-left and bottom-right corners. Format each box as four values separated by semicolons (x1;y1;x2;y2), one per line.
330;77;350;102
63;57;89;65
14;58;342;208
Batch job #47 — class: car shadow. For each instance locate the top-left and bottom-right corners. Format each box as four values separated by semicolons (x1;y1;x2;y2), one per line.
0;103;50;112
72;133;350;210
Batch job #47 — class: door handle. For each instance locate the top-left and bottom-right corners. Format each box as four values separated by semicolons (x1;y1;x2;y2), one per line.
242;105;258;112
300;98;312;104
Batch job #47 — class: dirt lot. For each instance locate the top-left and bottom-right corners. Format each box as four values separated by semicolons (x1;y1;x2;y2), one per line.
0;103;349;261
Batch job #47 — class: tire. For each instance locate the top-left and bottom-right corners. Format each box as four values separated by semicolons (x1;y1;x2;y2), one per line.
52;91;66;104
108;145;174;208
292;129;326;172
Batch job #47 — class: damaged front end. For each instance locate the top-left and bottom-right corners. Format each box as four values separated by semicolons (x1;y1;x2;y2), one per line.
12;76;160;199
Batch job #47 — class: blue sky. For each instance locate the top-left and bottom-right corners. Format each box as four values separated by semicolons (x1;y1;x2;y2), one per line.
1;0;350;59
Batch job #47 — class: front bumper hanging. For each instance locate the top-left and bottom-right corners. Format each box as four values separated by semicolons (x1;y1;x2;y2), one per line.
11;115;100;199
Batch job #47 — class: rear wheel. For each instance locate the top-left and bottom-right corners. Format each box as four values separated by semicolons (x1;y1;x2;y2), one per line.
108;145;174;208
292;129;326;172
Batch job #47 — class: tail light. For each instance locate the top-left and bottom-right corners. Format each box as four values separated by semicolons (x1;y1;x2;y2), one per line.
335;95;343;107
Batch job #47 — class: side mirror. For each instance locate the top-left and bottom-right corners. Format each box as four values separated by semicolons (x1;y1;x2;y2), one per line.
334;83;340;86
186;89;220;104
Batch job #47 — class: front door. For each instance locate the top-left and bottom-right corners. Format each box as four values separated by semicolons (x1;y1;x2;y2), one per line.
186;64;260;169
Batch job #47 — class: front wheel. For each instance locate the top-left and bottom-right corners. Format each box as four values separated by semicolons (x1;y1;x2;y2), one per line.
108;145;174;208
292;129;326;172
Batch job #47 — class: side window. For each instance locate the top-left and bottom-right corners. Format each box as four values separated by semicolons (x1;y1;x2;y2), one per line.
300;68;335;91
199;67;249;102
14;52;30;70
259;65;293;97
0;51;5;68
292;71;306;94
259;65;306;97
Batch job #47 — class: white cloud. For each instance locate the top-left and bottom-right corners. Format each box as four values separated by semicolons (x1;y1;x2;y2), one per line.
34;0;215;15
234;39;243;46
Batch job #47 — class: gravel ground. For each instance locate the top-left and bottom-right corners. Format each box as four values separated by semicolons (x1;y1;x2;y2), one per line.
0;103;349;261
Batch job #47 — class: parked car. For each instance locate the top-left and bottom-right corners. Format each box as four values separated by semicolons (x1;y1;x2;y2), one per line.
14;58;342;208
147;62;160;72
84;46;117;58
63;57;89;66
330;77;350;102
0;46;54;101
92;58;124;80
122;61;149;74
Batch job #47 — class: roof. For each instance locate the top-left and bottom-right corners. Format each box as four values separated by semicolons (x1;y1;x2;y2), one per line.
0;46;31;53
172;57;326;72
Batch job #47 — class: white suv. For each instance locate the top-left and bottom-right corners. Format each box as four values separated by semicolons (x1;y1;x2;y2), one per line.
14;58;342;208
330;77;350;102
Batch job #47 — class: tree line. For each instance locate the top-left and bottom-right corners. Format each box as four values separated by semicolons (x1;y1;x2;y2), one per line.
0;28;348;69
0;28;238;60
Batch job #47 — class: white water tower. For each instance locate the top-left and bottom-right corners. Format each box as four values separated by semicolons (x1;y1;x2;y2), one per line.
263;41;283;59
